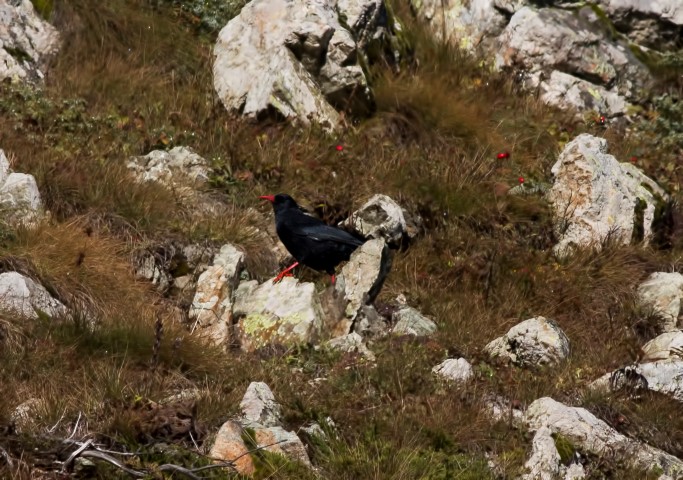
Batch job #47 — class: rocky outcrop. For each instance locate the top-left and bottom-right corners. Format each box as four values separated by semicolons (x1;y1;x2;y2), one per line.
496;7;650;116
233;277;324;351
641;330;683;362
637;272;683;332
524;397;683;477
127;147;210;191
189;244;246;346
0;272;68;319
0;0;60;83
212;0;383;129
547;134;667;257
411;1;664;117
485;317;570;368
0;149;44;226
134;241;216;295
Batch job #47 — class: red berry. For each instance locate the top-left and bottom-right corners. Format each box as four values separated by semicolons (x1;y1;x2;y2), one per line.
497;152;510;159
630;156;637;163
335;145;343;151
518;176;525;184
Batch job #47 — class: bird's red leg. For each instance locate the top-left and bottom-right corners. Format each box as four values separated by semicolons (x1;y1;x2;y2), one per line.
273;262;299;284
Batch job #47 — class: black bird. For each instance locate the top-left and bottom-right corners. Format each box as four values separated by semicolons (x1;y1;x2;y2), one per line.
260;193;364;284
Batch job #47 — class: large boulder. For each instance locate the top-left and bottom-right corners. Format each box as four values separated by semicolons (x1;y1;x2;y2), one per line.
524;397;683;477
485;317;570;368
212;0;381;130
189;244;246;346
637;272;683;332
0;272;67;319
597;0;683;50
547;134;667;257
0;0;60;83
495;7;650;116
233;277;324;351
0;149;44;226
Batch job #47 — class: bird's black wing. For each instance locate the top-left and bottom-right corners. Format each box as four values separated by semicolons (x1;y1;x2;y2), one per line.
279;208;364;246
296;224;365;247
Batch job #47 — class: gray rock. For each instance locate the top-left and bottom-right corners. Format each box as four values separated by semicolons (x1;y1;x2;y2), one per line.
0;150;44;226
641;330;683;362
485;317;570;367
597;0;683;50
432;358;474;383
592;362;683;403
352;304;389;337
335;238;392;330
0;272;67;319
525;397;683;477
233;382;312;469
209;420;255;476
0;0;60;83
10;398;42;434
251;425;311;467
484;395;525;424
240;382;283;428
326;332;376;361
392;306;437;336
410;0;507;52
212;0;376;130
637;272;683;332
342;194;407;245
189;244;246;346
233;277;324;351
496;6;650;115
127;147;210;190
521;426;563;480
547;134;667;257
534;70;628;118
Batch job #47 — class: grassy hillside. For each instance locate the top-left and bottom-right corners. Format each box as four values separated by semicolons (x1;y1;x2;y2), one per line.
1;0;682;478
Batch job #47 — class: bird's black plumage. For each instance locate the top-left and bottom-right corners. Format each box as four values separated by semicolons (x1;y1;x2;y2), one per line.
262;194;364;276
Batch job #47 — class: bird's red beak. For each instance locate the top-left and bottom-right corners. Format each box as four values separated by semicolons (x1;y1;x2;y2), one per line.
259;195;275;203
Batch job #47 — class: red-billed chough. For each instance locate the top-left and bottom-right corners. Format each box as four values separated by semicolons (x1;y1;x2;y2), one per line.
260;193;364;284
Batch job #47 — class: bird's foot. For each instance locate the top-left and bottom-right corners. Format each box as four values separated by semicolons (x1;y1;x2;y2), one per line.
273;270;294;284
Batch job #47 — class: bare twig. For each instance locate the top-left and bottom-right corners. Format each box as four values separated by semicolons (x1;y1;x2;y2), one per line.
62;439;93;471
158;463;202;480
152;315;163;369
78;451;147;478
0;446;13;469
47;408;67;434
66;412;82;440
